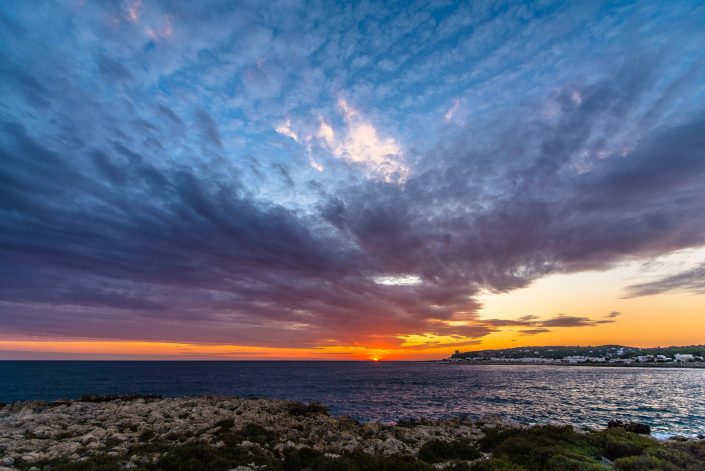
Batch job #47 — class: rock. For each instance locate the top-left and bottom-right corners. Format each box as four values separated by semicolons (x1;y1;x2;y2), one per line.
380;437;404;455
339;441;357;453
607;420;651;435
79;394;162;403
79;433;96;445
21;453;39;463
0;396;485;468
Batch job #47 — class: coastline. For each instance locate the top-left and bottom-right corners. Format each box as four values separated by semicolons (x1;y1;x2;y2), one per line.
441;361;705;368
1;395;703;470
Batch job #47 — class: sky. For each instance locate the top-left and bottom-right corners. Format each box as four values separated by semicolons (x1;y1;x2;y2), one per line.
1;0;705;360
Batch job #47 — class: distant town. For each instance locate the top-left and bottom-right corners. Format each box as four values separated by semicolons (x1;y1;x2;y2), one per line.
445;344;705;366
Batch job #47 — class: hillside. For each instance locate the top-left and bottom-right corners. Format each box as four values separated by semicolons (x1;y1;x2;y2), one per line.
449;344;705;361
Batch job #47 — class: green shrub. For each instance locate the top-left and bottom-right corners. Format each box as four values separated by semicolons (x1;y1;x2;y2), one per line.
213;418;235;429
614;455;679;471
288;401;329;416
282;447;435;471
236;423;277;445
144;441;278;471
546;454;608;471
282;447;327;470
478;427;522;452
477;425;608;470
104;436;123;448
26;454;123;471
470;457;528;471
588;428;652;461
418;439;481;463
613;440;705;471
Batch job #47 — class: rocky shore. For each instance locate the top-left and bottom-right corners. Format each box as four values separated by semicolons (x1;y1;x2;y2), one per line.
0;395;703;470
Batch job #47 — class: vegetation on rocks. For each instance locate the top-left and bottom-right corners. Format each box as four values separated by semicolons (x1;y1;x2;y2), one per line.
417;439;481;463
474;425;705;470
0;396;703;470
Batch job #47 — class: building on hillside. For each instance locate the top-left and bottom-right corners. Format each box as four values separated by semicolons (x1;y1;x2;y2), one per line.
563;356;587;363
674;354;694;362
609;358;632;364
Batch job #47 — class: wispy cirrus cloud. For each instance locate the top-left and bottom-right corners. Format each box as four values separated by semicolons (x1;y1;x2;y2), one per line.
477;314;615;336
520;328;551;336
625;263;705;297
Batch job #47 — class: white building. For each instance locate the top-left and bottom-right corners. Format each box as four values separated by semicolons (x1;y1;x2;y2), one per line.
563;356;588;363
674;354;694;362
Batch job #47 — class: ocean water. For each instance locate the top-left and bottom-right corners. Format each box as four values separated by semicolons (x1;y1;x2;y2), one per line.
1;361;703;436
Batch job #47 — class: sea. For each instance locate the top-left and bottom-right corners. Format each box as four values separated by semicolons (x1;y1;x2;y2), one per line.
1;361;704;437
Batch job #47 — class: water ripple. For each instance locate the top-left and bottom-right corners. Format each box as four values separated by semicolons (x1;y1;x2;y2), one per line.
1;362;704;436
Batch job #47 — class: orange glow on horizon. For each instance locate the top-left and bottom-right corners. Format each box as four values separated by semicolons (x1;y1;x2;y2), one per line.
0;339;407;361
2;253;705;361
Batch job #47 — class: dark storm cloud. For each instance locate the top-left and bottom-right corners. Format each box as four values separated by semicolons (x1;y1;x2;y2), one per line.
1;1;704;348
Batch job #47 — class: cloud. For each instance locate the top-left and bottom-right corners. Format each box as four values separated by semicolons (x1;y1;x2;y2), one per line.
315;99;408;183
196;110;224;150
275;119;299;142
520;328;551;336
373;274;422;286
0;0;704;352
444;98;461;122
125;0;141;23
605;311;622;318
480;314;613;331
540;315;612;328
624;263;705;297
